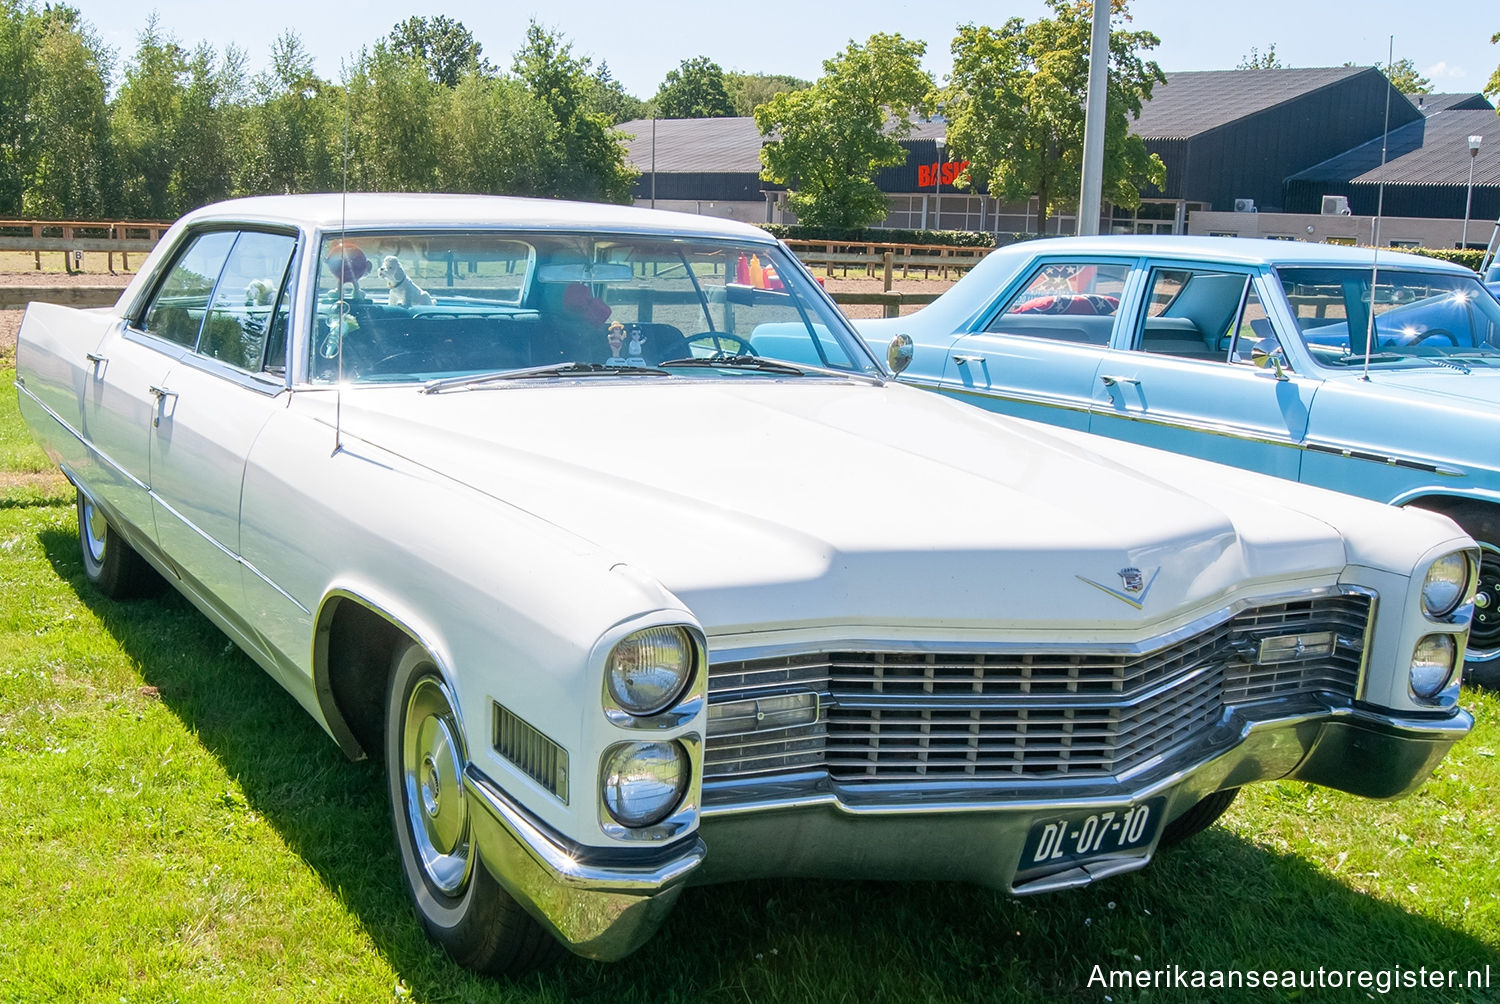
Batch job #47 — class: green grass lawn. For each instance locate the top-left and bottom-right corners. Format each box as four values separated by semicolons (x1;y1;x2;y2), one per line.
1;366;1497;1002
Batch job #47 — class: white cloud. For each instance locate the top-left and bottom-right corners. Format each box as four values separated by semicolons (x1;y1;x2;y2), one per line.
1423;60;1466;82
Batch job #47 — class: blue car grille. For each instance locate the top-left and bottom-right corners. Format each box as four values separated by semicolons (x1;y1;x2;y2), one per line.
703;594;1370;787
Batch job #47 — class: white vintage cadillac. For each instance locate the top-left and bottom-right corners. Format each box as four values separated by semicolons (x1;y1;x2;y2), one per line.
13;195;1478;973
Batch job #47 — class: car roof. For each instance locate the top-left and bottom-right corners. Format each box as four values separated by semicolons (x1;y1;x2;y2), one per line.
175;193;781;244
997;235;1474;273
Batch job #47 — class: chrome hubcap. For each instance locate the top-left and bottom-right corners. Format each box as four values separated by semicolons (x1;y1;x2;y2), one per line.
1470;542;1500;660
402;676;471;897
82;497;107;565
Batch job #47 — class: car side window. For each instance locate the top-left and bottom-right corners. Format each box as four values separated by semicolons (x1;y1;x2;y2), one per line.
1135;268;1249;361
140;231;238;346
198;231;298;371
1227;285;1273;365
984;262;1129;345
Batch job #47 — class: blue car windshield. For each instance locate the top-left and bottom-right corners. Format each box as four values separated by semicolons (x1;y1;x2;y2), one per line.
307;231;875;383
1276;266;1500;368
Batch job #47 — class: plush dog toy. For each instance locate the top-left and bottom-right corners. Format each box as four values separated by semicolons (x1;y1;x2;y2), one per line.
378;255;433;308
244;279;277;306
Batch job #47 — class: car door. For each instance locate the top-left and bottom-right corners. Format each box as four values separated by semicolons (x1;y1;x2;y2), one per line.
146;229;299;610
934;259;1137;431
1087;265;1319;481
86;231;240;539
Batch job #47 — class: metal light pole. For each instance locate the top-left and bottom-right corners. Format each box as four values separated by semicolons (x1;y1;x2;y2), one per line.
1463;134;1482;248
934;135;946;232
1076;0;1111;236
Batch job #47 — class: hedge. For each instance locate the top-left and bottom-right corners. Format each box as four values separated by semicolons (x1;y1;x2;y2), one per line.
1403;247;1485;273
759;224;996;248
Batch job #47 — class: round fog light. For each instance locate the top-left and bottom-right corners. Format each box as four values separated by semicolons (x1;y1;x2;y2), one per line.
1421;553;1471;619
1409;634;1457;699
601;741;688;828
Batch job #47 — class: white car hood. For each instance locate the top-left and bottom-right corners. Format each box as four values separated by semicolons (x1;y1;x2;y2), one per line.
337;379;1349;637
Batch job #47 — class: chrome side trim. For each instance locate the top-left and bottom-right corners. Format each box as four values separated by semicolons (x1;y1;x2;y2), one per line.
17;380;307;614
706;584;1361;664
15;380;150;494
925;380;1094;417
147;489;311;614
1305;440;1466;478
1091;405;1308;450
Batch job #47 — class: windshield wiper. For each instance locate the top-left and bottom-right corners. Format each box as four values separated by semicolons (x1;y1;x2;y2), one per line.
1335;351;1409;364
657;354;808;375
423;362;670;393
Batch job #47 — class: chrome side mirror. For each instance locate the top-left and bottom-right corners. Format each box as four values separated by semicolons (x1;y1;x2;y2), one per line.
887;334;913;376
1249;337;1288;380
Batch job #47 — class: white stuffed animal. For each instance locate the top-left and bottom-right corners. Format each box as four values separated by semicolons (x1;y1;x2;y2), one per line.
378;255;433;308
244;278;277;305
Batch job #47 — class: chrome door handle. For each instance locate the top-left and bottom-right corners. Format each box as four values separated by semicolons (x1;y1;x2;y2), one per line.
953;355;985;366
1099;374;1140;387
148;385;177;427
85;352;106;376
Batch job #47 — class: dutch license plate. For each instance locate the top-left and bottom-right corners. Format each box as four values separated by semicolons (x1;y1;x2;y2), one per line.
1017;797;1166;875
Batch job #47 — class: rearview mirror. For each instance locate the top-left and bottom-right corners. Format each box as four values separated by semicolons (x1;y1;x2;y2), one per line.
535;262;635;284
887;334;914;376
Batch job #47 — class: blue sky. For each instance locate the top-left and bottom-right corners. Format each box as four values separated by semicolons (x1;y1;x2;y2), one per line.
62;0;1499;101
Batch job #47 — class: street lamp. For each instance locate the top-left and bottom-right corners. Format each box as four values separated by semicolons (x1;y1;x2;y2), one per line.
1463;134;1482;248
933;135;945;233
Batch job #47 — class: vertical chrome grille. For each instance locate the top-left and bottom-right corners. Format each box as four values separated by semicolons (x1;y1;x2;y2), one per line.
704;593;1370;790
493;703;569;803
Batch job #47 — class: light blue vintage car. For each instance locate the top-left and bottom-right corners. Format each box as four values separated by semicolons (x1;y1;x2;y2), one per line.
858;237;1500;685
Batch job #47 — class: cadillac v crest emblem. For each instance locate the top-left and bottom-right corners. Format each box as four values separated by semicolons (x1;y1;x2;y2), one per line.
1078;565;1160;609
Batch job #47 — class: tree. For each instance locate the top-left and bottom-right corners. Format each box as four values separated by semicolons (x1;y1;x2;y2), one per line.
941;1;1166;235
756;34;933;228
386;15;488;88
584;61;647;124
1490;32;1500;99
512;22;636;202
1237;44;1283;70
437;73;554;194
21;6;113;218
653;56;735;118
111;17;245;217
725;72;809;116
1343;56;1431;94
344;43;445;191
239;31;341;196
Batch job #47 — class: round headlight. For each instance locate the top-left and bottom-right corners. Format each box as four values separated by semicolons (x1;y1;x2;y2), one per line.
1421;553;1471;619
601;741;688;828
1409;634;1457;699
607;626;693;716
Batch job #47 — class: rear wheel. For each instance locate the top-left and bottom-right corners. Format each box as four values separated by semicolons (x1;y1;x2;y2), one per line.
384;641;562;974
76;489;164;599
1411;501;1500;689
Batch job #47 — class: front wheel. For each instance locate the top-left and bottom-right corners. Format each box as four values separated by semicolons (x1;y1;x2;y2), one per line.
76;489;164;599
1412;501;1500;689
384;642;561;974
1159;788;1239;848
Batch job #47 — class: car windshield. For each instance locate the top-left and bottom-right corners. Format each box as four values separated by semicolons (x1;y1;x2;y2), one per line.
1276;266;1500;369
308;231;875;383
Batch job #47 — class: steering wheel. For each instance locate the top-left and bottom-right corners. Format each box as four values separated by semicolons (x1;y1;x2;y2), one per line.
365;350;430;376
1387;327;1458;347
682;332;756;358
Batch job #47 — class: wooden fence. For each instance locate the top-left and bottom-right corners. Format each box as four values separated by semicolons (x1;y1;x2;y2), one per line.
782;239;993;287
0;219;169;274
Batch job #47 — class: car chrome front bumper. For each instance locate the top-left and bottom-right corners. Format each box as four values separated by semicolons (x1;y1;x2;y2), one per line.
462;767;705;961
463;702;1468;956
690;702;1472;893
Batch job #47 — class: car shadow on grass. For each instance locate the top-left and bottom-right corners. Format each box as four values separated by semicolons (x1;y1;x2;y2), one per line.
41;528;1500;1004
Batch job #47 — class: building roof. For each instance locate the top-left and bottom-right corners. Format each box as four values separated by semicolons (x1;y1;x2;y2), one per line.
1408;92;1495;115
617;116;950;175
1289;108;1500;188
618;117;765;174
1132;67;1371;140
